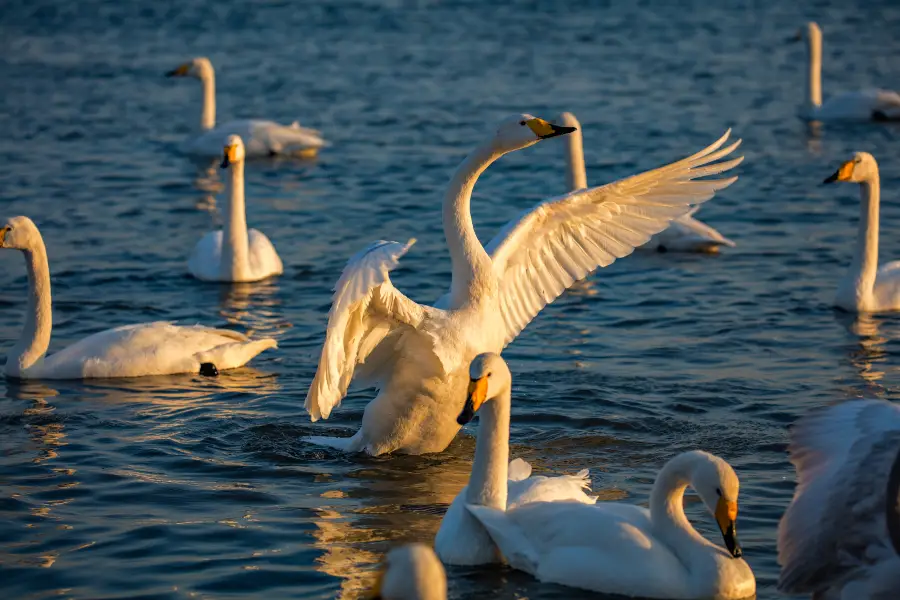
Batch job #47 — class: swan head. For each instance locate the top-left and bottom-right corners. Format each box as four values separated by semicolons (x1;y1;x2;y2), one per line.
458;352;512;425
556;112;582;129
0;216;40;251
369;544;447;600
789;21;820;44
491;114;576;153
221;135;246;169
166;57;213;79
687;451;743;558
824;152;879;184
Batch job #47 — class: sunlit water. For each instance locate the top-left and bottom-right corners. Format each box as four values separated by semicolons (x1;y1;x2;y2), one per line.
2;1;900;598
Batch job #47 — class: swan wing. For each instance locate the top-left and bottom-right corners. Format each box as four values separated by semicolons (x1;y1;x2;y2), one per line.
646;213;736;251
778;399;900;594
305;240;443;421
507;468;597;509
486;130;742;345
188;230;223;281
251;120;329;155
247;229;284;279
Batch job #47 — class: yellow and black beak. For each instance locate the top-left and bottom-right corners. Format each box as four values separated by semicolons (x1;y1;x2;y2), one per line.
715;497;742;558
824;160;854;184
221;144;238;169
458;377;488;425
0;225;9;247
368;564;385;600
526;117;577;140
166;64;190;77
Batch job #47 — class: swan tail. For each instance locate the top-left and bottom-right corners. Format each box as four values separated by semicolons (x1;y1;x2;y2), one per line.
465;504;539;575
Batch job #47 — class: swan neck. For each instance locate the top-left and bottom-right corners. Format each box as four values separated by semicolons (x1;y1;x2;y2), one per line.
650;455;707;555
564;127;587;191
222;160;250;281
443;140;501;307
850;175;880;300
465;390;510;510
807;31;823;109
200;68;216;131
6;237;53;377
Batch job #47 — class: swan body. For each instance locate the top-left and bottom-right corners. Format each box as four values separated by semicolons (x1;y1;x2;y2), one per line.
372;544;447;600
188;135;284;282
304;114;742;456
435;354;596;566
796;22;900;122
825;153;900;312
166;58;327;158
557;112;735;253
778;399;900;599
0;216;276;379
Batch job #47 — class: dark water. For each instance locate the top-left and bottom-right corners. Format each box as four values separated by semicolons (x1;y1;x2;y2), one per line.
2;0;900;598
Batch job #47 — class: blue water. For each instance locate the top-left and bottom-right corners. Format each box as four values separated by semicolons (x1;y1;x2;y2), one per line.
2;1;900;598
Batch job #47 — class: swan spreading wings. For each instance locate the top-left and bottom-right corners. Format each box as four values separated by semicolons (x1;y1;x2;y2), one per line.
305;114;743;455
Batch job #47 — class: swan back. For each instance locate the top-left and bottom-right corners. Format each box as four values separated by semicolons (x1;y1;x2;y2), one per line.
374;544;447;600
0;215;42;251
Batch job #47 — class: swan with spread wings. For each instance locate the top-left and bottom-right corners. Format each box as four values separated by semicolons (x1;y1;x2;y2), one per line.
304;114;742;455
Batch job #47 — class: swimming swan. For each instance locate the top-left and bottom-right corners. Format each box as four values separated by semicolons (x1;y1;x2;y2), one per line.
793;22;900;121
371;544;447;600
0;216;276;379
778;399;900;598
465;449;756;599
434;353;597;566
166;57;328;158
825;153;900;312
557;112;735;253
304;114;742;455
188;135;284;282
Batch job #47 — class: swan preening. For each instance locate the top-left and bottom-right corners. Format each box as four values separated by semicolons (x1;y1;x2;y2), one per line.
824;152;900;313
434;353;597;565
557;112;735;253
371;544;446;600
0;216;275;379
166;57;328;158
794;22;900;122
445;353;754;599
778;399;900;598
303;113;742;455
188;135;284;282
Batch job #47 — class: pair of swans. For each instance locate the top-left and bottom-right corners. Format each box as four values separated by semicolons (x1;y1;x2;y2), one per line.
558;112;735;253
166;57;328;158
304;113;742;455
778;399;900;598
188;135;284;282
433;352;755;599
0;216;275;379
794;22;900;121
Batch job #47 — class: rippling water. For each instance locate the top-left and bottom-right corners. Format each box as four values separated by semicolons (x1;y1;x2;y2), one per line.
3;1;900;598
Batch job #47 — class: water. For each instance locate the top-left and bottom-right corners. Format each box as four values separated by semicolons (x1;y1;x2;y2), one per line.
2;0;900;597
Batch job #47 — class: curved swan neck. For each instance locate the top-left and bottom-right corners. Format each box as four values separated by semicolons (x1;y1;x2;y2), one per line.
465;389;511;510
222;160;250;280
199;67;216;131
564;127;587;191
650;454;708;553
849;172;881;301
807;27;823;109
443;139;502;307
6;236;53;378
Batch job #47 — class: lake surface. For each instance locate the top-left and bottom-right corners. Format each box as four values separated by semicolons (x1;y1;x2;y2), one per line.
2;0;900;598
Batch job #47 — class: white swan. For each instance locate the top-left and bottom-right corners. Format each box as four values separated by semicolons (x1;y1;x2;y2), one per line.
825;153;900;312
557;112;735;253
304;114;742;455
371;544;446;600
188;135;284;282
793;22;900;121
0;216;276;379
166;57;328;158
434;353;596;566
778;399;900;598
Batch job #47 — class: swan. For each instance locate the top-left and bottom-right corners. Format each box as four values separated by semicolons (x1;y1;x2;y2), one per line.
303;114;742;455
793;22;900;121
371;544;446;600
165;57;328;158
557;112;735;253
825;152;900;312
778;399;900;598
434;353;596;566
188;135;284;282
0;216;276;379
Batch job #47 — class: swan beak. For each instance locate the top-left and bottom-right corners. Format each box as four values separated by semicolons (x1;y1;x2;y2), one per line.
221;144;237;169
526;117;577;140
786;30;803;43
0;226;8;247
715;497;742;558
368;564;385;600
166;64;190;77
824;160;854;184
458;377;488;425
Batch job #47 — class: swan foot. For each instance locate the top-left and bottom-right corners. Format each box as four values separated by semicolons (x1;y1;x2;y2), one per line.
199;362;219;377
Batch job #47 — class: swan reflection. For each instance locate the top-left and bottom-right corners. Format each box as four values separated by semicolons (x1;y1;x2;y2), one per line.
218;281;291;341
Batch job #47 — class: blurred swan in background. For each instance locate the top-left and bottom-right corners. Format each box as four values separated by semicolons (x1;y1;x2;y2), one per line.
166;57;328;158
370;544;446;600
557;112;735;253
303;113;741;455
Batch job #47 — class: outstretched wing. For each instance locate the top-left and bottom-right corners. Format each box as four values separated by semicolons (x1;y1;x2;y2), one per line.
486;130;742;345
305;240;431;421
778;399;900;593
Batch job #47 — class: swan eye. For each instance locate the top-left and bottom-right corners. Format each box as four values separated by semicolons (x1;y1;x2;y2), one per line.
486;372;492;378
519;120;526;126
716;487;722;497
